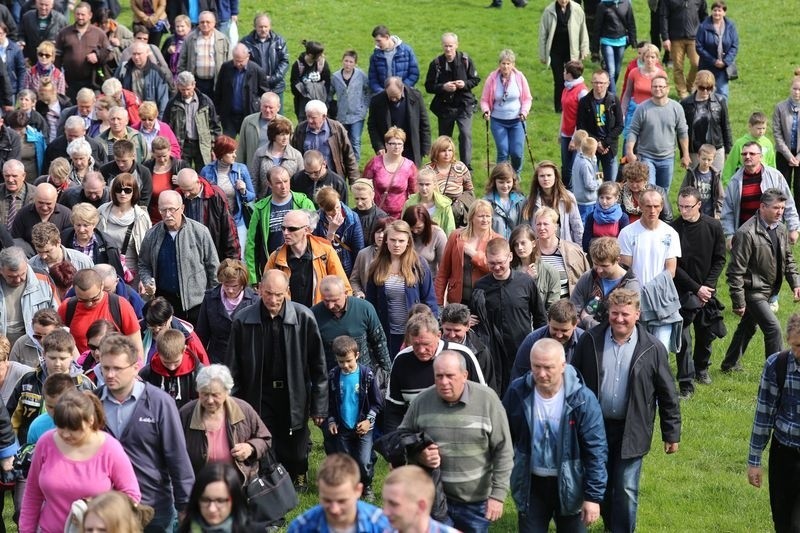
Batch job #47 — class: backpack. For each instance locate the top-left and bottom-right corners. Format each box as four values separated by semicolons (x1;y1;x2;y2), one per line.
775;350;790;403
64;292;123;331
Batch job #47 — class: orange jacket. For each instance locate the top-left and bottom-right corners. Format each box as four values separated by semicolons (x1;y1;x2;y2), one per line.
434;228;502;306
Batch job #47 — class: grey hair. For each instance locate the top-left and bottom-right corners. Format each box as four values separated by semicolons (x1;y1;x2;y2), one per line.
498;49;516;64
306;209;319;228
93;263;117;282
442;32;458;43
66;138;92;158
101;78;122;96
441;303;471;326
531;338;566;363
436;350;467;372
320;275;347;293
75;88;96;102
196;364;234;393
0;247;27;270
261;91;279;105
762;188;788;205
3;159;24;174
17;89;36;101
64;115;87;131
304;99;327;116
176;71;196;87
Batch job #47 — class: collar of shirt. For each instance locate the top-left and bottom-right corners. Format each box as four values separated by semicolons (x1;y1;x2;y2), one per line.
109;129;129;142
306;120;329;136
607;325;637;347
758;215;781;231
101;378;145;404
442;380;471;406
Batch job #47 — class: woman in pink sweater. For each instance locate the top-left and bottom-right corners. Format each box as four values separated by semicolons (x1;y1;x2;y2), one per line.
19;390;140;533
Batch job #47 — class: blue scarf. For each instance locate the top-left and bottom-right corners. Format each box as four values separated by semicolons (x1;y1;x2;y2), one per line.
593;202;623;224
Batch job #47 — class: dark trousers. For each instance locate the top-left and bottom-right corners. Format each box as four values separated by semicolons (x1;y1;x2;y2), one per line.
721;299;783;370
222;111;247;138
649;9;669;63
437;111;474;168
182;139;205;171
769;439;800;533
155;289;200;326
518;475;586;532
264;416;311;479
195;78;215;99
550;50;569;113
777;154;800;211
583;0;600;55
677;312;715;391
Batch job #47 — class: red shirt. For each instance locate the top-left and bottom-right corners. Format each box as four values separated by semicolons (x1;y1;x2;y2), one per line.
58;293;140;353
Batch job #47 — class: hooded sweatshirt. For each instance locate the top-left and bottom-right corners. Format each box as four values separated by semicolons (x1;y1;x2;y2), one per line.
139;351;203;409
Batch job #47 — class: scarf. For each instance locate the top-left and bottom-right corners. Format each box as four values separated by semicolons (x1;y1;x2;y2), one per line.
593;202;623;224
620;185;644;217
190;516;233;533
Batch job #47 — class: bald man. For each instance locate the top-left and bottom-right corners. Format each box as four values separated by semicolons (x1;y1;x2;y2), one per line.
117;40;171;116
11;183;72;245
215;42;270;136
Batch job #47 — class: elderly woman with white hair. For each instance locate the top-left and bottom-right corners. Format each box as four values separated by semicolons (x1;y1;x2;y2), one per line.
61;202;126;279
66;138;96;186
179;365;272;480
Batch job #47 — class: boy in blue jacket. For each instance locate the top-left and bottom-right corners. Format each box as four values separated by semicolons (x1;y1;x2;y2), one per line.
326;335;383;502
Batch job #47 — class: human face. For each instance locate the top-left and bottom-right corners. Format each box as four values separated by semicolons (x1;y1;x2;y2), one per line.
221;150;236;165
75;284;104;308
434;355;468;403
153;148;171;167
160;352;183;371
598;193;616;210
410;330;440;362
548;320;576;345
537;166;556;191
321;286;347;316
742;146;764;172
43;394;58;417
791;80;800;103
281;212;309;247
36;0;53;17
109;111;127;134
342;55;356;73
82;511;108;533
651;79;668;99
221;280;243;300
254;16;271;39
260;275;289;316
417;175;434;200
65;126;84;143
33;323;57;345
494;177;514;196
471;208;492;232
591;74;609;97
73;6;91;27
115;183;134;205
131;46;147;68
386;84;403;103
45;349;72;374
535;215;556;240
35;242;62;266
749;123;767;138
711;5;725;22
592;260;618;280
261;98;278;120
643;52;658;69
556;0;570;7
99;352;139;395
677;195;702;222
353;190;373;211
74;220;96;243
178;82;196;101
319;480;361;529
35;193;56;217
386;228;409;257
437;144;454;163
159;196;184;231
336;352;358;374
139;115;156;132
232;50;249;70
37;48;54;67
789;332;800;360
57;419;92;447
0;266;26;287
275;131;290;148
627;179;646;194
134;32;149;43
86;332;104;358
760;200;786;226
199;381;228;414
410;220;425;236
513;234;534;260
17;94;34;111
76;98;94;118
304;160;327;181
498;59;514;77
694;81;714;101
268;172;291;200
198;14;215;36
306;111;325;132
608;303;640;340
71;154;89;172
382;483;420;531
175;19;190;37
441;321;469;343
640;193;663;225
199;481;233;526
487;249;512;279
385;137;404;154
374;228;385;248
374;35;392;51
531;348;565;396
442;36;458;60
3;165;23;192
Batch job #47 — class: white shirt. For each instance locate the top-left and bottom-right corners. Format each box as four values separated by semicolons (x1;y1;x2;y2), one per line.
618;220;681;285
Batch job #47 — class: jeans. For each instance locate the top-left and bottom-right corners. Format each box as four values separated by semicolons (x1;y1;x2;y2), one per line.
670;39;699;96
343;120;364;164
602;44;626;95
560;135;576;190
721;298;783;370
639;155;674;190
438;111;475;168
490;117;525;175
578;203;594;226
647;323;673;353
603;420;643;533
777;154;800;210
519;475;586;532
446;499;491;533
144;506;177;533
712;68;730;101
597;149;619;182
337;426;375;486
237;222;247;261
768;439;800;533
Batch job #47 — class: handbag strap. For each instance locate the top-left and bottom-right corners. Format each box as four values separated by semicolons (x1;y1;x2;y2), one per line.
378;159;402;210
121;220;136;254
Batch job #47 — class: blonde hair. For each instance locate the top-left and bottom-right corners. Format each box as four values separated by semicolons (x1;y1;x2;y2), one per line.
384;126;406;144
463;199;493;240
138;101;158;121
70;203;100;225
580;136;598;156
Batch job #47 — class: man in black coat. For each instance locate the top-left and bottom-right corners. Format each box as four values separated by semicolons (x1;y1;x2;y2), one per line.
367;76;431;167
214;43;270;137
19;0;67;64
576;69;624;182
44;115;107;172
239;13;289;106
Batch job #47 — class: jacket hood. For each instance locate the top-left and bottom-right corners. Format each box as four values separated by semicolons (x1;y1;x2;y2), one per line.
524;361;583;399
375;35;402;51
149;352;199;377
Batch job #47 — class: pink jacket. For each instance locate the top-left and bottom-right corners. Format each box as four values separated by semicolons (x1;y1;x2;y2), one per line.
480;68;533;116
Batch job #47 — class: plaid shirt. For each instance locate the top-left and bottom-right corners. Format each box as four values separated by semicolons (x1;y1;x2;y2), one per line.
72;233;97;258
194;34;215;80
748;352;800;466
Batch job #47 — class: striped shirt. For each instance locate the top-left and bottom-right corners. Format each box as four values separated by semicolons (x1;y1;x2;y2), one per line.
540;251;568;297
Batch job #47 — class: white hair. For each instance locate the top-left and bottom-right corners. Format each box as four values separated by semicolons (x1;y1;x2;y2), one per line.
196;365;234;393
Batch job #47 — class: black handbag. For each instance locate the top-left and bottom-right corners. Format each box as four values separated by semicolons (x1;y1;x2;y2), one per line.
246;449;299;524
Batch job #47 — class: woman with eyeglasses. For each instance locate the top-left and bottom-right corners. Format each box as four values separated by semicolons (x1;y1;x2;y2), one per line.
680;70;732;172
178;462;254;533
97;173;152;289
362;126;418;219
23;41;66;95
480;49;532;175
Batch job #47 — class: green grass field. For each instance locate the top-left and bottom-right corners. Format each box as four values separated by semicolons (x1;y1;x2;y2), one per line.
5;0;793;530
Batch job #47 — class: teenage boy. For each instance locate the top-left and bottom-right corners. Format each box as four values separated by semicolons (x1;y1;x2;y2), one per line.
139;329;204;409
722;112;777;186
25;373;76;444
680;143;724;218
326;335;382;502
288;453;391;532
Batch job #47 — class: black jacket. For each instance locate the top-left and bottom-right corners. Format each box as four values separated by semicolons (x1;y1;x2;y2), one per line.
61;227;125;278
680;93;732;153
424;51;480;118
595;0;636;49
195;285;259;363
660;0;707;40
671;214;726;295
226;301;328;431
368;85;431;167
576;90;624;156
0;126;20;166
240;30;289;93
20;9;67;64
214;60;270;117
43;134;107;173
571;322;682;459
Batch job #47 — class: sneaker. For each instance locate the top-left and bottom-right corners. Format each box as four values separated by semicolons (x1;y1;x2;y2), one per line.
720;363;744;374
696;370;712;385
679;388;694;400
486;2;502;7
293;473;309;494
363;486;376;503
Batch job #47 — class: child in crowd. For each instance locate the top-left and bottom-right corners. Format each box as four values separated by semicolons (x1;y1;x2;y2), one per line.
681;143;724;218
582;181;629;253
326;336;382;502
722;111;777;186
483;162;526;240
139;329;203;409
26;373;76;445
331;50;370;164
572;135;601;224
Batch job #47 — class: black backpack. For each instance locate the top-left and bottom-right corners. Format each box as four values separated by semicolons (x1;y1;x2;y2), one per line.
64;292;123;331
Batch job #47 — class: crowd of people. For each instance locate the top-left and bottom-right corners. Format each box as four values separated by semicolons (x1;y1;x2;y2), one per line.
0;0;798;532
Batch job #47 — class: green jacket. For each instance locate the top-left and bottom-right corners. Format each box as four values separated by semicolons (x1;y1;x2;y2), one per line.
403;190;456;236
245;191;315;283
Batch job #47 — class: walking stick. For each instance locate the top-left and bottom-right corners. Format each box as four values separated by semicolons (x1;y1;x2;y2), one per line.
485;116;491;179
521;116;535;170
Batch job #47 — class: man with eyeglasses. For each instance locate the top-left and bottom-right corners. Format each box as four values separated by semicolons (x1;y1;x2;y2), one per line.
577;69;624;182
721;141;800;249
138;190;220;326
671;186;726;398
625;75;691;192
368;76;431;167
292;149;349;208
0;246;57;347
264;209;351;308
20;0;67;66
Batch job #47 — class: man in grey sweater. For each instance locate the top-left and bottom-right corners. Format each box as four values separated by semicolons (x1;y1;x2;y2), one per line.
625;75;691;191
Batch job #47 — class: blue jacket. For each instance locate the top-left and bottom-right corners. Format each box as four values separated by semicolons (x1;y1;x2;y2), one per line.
485;191;526;240
502;365;607;516
199;161;256;226
289;499;391;532
511;325;586;382
695;16;738;71
327;364;383;429
5;40;26;95
24;125;45;176
313;201;365;276
365;260;439;335
368;36;420;94
214;0;238;22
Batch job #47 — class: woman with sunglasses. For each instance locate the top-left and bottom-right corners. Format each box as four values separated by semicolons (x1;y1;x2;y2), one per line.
23;41;66;95
680;70;732;172
97;174;152;288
